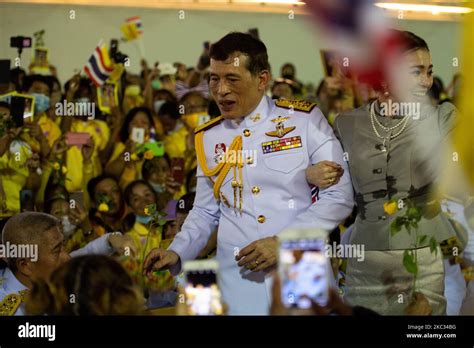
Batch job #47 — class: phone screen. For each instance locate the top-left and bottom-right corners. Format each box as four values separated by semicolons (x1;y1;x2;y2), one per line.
184;268;223;315
65;132;91;147
170;158;185;185
279;238;329;309
131;127;145;144
20;190;34;212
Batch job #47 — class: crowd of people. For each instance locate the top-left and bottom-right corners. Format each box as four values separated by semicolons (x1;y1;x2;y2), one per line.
0;28;472;316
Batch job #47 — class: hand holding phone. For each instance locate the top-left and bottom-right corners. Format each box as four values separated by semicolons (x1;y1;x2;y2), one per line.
65;132;91;147
183;259;224;316
278;229;330;313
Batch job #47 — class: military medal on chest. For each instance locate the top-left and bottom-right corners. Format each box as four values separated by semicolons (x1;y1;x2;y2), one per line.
266;116;295;138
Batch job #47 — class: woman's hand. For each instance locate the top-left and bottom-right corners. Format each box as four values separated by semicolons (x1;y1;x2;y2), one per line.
306;161;344;189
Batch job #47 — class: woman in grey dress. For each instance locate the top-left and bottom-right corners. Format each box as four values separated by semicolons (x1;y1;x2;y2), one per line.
308;30;457;314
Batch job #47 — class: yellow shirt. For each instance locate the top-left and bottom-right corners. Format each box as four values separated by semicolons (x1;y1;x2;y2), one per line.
38;114;62;148
0;141;31;217
65;119;110;192
126;221;162;262
109;142;144;190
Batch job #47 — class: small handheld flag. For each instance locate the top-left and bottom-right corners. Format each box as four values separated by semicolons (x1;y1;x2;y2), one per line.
84;42;114;87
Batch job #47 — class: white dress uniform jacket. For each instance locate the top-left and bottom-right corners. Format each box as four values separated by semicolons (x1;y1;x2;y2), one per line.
169;95;354;314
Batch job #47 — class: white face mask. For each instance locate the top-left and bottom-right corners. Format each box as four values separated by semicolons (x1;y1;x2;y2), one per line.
61;215;76;238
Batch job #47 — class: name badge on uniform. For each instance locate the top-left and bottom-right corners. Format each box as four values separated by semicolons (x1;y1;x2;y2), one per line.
261;136;302;154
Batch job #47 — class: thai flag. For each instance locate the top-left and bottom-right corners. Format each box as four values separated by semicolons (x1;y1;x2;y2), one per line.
311;185;319;204
305;0;393;90
83;42;113;87
127;16;143;34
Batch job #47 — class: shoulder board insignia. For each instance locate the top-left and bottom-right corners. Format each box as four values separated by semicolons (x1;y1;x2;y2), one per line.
194;116;224;134
275;99;317;113
0;293;22;316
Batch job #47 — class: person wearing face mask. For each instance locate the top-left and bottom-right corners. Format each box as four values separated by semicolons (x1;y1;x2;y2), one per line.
44;192;97;253
142;156;182;210
62;76;110;192
306;30;459;315
22;75;61;158
124;180;166;262
105;107;157;189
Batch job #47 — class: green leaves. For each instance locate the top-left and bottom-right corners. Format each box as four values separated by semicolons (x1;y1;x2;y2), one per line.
403;250;418;275
429;237;438;256
391;217;404;236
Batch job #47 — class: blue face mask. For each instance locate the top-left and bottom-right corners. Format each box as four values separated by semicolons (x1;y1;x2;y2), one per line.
31;93;50;114
150;181;166;194
136;214;153;225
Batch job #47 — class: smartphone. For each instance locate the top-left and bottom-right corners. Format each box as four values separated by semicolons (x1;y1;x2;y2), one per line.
20;189;34;212
70;191;85;210
183;259;223;316
65;132;91;147
131;127;145;144
10;96;25;127
278;228;330;312
170;157;185;185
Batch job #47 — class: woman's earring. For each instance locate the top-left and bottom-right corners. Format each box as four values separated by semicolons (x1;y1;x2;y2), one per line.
382;84;390;97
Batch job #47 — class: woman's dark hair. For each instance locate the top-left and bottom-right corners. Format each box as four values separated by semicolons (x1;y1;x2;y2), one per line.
153;89;177;103
119;106;154;143
23;74;53;94
86;174;120;204
389;29;430;53
427;76;445;102
142;155;171;181
123;180;157;207
44;180;69;208
210;32;270;76
158;101;180;120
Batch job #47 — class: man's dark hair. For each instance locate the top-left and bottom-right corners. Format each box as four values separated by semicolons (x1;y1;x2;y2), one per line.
210;32;270;75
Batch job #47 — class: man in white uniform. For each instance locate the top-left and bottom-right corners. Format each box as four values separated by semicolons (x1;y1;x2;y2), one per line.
144;32;354;314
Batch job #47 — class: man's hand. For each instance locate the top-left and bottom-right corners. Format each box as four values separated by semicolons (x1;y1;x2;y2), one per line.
236;236;278;272
143;248;180;277
108;233;137;257
306;161;344;189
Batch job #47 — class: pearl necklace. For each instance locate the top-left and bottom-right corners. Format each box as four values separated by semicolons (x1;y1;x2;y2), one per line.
370;101;410;141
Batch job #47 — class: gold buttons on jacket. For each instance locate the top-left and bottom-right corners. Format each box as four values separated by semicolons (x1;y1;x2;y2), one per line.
252;186;260;194
246;157;254;165
257;215;266;223
243;129;251;137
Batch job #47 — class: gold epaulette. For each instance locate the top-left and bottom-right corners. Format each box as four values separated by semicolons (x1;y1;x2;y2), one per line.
0;293;22;316
275;99;317;113
194;116;224;134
